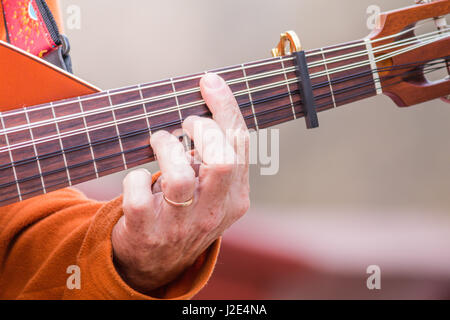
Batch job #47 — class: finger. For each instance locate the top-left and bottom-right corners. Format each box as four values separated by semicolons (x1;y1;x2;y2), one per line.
200;73;250;162
152;150;200;194
182;116;236;202
182;116;236;167
200;73;247;132
122;168;155;231
150;130;196;204
185;149;201;177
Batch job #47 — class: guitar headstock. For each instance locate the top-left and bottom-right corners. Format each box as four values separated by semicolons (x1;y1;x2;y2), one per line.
368;0;450;106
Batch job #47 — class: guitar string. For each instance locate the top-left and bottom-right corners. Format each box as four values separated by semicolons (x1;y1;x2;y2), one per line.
1;62;428;173
0;62;446;202
0;42;447;161
0;30;446;174
1;27;446;135
0;18;446;200
0;66;393;171
0;50;445;162
0;21;445;121
2;32;446;160
0;60;445;180
1;29;446;144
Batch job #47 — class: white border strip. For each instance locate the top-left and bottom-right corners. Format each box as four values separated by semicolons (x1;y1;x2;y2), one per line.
364;38;383;95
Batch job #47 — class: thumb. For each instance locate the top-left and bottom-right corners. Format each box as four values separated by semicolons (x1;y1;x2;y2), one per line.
122;168;155;232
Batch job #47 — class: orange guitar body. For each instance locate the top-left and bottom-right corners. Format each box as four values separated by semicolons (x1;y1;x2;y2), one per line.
0;40;99;112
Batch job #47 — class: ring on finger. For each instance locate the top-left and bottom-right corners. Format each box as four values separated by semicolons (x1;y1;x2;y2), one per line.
163;193;194;207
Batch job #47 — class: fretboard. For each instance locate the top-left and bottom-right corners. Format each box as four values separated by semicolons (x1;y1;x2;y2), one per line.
0;39;378;206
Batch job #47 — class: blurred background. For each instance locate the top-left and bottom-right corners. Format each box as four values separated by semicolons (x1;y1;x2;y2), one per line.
60;0;450;299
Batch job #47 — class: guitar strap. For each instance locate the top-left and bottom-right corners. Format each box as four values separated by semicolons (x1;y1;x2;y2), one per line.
0;0;72;73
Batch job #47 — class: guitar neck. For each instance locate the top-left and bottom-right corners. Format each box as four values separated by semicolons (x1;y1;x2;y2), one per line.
0;39;380;206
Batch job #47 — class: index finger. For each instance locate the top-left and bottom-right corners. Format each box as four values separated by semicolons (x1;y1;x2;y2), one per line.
200;73;247;133
200;73;249;164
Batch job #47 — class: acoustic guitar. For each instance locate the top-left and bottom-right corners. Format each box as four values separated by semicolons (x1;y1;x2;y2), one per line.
0;0;449;207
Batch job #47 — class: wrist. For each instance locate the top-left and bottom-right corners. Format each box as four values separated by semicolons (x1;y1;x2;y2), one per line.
111;216;189;293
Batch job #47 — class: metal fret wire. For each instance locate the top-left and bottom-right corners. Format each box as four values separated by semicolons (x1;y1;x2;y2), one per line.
0;60;447;201
1;29;447;151
0;21;445;122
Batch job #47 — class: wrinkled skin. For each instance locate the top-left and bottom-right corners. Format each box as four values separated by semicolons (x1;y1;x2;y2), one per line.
112;73;250;292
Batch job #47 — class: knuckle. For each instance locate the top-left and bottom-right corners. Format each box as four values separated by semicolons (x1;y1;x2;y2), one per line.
210;163;234;175
183;115;200;125
150;130;169;144
225;98;238;112
202;117;217;126
164;170;195;190
238;198;250;216
123;194;151;214
216;90;236;108
126;168;149;180
123;169;151;189
196;118;217;135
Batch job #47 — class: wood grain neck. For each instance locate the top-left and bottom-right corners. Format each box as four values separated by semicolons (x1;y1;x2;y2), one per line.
0;39;378;206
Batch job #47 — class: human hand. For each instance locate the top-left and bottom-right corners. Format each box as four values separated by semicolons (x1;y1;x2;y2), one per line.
111;73;250;292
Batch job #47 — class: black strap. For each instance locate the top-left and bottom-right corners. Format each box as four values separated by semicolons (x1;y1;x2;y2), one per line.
36;0;73;73
293;50;319;129
42;34;73;73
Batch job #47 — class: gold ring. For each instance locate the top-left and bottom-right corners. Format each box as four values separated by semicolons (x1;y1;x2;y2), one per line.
163;194;194;207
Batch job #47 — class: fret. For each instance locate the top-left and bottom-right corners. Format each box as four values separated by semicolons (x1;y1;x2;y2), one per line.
27;103;69;192
320;47;337;108
78;97;99;179
143;80;181;134
364;38;383;95
210;65;255;129
83;92;125;177
138;84;152;135
0;114;22;202
170;78;184;136
1;38;388;207
55;98;97;185
138;84;157;160
241;64;259;130
114;85;153;167
275;56;302;118
2;110;44;200
50;102;72;187
172;73;206;115
24;108;46;193
243;58;295;129
172;73;208;150
279;56;297;120
322;41;377;107
116;106;152;167
302;49;335;114
107;91;128;170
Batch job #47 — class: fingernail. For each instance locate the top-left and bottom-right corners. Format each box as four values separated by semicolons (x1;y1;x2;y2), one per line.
203;73;224;89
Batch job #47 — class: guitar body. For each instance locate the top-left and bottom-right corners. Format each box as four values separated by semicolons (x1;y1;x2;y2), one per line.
0;40;99;112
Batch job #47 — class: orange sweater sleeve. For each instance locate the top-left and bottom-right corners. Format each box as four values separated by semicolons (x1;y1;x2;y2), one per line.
0;1;220;300
0;178;221;300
